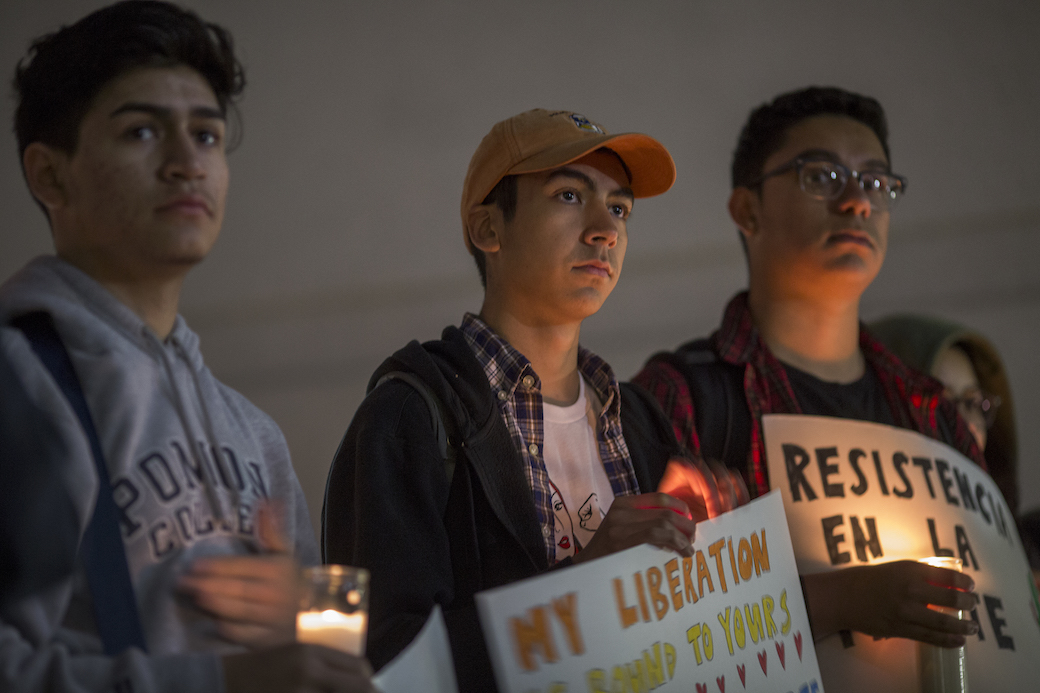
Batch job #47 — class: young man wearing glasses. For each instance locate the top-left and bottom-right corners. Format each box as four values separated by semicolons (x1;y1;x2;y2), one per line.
634;87;985;650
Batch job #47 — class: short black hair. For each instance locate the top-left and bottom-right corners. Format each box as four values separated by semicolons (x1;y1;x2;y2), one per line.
472;174;517;289
731;86;890;189
13;0;245;162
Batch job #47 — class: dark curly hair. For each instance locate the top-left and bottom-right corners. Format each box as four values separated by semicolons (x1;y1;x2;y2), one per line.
13;0;245;162
731;86;890;190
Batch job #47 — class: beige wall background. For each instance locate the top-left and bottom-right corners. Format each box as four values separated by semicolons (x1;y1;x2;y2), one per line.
3;0;1038;539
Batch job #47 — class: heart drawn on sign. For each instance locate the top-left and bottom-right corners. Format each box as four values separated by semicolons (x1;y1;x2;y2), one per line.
776;640;785;669
737;663;747;687
696;683;707;693
795;631;803;661
757;649;768;674
716;675;725;692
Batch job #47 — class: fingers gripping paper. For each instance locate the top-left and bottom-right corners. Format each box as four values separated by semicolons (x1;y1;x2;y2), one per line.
476;492;824;693
762;414;1040;693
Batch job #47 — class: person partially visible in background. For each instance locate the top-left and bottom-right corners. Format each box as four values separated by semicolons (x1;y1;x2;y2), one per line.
870;315;1016;510
870;314;1039;583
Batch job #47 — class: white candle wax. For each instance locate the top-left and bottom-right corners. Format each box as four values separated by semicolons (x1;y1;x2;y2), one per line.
297;609;367;655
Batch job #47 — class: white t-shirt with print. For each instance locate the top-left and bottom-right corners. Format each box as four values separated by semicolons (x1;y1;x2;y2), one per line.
542;376;616;562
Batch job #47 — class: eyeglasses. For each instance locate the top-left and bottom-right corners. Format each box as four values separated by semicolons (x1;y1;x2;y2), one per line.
946;389;1002;429
748;157;908;209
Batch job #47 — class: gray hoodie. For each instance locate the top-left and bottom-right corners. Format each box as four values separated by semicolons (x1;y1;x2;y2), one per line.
0;256;319;693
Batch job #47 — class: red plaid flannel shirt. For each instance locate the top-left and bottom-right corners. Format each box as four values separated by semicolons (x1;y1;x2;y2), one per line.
633;292;986;499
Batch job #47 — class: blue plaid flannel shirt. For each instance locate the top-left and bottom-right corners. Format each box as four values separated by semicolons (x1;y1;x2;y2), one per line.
460;313;639;564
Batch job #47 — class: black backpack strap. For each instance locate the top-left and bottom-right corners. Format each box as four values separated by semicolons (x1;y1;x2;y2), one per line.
369;371;482;597
651;338;750;472
320;368;462;563
619;381;683;492
374;371;459;484
11;311;148;655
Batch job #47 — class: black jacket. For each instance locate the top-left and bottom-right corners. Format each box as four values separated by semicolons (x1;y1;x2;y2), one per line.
322;326;681;691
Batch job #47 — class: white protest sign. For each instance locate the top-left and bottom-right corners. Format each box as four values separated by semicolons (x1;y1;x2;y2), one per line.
476;491;824;693
762;414;1040;693
373;605;459;693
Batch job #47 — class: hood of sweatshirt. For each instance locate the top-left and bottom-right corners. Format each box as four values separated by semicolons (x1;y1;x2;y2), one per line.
0;255;317;655
1;256;234;522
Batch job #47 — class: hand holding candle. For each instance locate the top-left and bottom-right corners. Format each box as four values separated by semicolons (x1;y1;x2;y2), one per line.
918;557;969;693
178;500;301;647
657;456;749;520
297;565;370;656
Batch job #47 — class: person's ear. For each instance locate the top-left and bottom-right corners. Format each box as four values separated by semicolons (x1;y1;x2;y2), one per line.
466;204;502;254
23;143;69;212
728;187;760;244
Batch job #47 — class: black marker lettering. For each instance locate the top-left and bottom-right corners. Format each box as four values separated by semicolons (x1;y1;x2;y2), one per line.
955;525;978;570
849;516;883;562
892;453;913;498
815;446;844;498
911;457;937;498
927;518;955;557
822;515;850;565
848;449;869;496
935;459;959;507
871;451;889;495
783;444;817;502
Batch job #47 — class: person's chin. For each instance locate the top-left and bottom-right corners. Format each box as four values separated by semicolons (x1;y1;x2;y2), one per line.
817;253;881;290
569;287;612;317
153;236;218;268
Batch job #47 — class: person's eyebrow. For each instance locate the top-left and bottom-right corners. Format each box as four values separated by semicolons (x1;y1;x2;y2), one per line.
544;167;635;202
859;158;891;171
110;102;225;120
794;148;840;162
796;148;890;171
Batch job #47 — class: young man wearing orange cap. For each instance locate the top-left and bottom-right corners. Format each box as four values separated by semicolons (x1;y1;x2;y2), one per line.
323;109;733;689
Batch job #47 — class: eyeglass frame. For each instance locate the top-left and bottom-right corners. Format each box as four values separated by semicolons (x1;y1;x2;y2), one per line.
945;389;1002;430
745;156;909;205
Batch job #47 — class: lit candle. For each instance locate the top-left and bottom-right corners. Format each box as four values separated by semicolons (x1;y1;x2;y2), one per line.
297;609;367;655
917;557;967;693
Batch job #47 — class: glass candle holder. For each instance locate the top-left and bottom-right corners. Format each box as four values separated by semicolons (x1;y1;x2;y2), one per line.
296;565;370;656
917;556;968;693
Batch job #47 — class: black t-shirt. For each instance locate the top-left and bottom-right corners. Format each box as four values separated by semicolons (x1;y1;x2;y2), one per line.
783;362;897;427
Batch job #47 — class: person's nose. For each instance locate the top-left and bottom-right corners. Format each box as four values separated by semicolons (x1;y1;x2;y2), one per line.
161;129;205;182
835;173;872;218
583;202;620;248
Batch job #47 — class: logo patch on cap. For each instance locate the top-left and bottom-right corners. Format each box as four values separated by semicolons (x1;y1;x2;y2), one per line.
570;113;603;133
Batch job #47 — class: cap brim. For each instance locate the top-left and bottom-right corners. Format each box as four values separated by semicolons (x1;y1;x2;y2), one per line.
506;132;676;198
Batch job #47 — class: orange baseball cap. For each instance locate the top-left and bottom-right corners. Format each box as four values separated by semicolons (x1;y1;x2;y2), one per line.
461;108;676;253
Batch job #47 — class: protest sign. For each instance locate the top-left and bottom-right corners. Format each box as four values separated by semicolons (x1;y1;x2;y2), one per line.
762;414;1040;693
373;605;458;693
476;491;823;693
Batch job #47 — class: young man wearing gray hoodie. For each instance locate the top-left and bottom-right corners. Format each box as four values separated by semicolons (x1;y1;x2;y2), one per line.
0;2;372;692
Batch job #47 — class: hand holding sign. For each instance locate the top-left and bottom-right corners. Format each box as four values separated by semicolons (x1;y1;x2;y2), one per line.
477;492;824;693
571;493;696;564
762;415;1040;692
804;560;979;647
